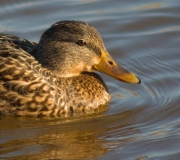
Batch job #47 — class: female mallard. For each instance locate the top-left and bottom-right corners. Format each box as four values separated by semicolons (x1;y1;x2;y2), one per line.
0;20;140;117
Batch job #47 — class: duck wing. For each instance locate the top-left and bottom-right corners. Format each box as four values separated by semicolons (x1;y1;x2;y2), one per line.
0;34;59;116
0;34;37;53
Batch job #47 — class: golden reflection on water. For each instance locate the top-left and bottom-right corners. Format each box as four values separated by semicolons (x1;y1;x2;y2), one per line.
138;3;163;10
145;86;155;98
0;110;141;159
1;129;108;159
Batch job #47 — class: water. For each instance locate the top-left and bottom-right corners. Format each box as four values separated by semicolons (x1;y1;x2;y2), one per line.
0;0;180;159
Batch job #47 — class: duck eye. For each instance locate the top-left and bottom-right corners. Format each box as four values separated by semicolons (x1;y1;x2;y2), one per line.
77;40;86;46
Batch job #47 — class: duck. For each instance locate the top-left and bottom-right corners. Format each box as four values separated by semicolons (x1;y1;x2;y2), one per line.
0;20;140;117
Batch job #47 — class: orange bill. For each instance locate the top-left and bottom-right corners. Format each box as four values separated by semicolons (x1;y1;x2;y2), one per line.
93;50;141;84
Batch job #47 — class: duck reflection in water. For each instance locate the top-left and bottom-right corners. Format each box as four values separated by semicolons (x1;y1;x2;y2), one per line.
0;111;139;159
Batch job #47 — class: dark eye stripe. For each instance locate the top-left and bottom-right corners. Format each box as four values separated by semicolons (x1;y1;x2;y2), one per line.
76;40;101;57
86;42;101;57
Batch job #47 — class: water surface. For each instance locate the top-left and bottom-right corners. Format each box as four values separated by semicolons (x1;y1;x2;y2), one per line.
0;0;180;159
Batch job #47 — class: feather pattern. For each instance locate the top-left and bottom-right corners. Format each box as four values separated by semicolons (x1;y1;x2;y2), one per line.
0;33;110;117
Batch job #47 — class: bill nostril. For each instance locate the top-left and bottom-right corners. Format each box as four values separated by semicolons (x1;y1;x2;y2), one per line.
108;61;113;65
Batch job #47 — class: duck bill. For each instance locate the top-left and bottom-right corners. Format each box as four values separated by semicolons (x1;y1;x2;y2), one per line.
93;50;141;84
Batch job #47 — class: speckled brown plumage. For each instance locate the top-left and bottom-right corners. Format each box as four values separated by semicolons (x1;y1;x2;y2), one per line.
0;20;140;117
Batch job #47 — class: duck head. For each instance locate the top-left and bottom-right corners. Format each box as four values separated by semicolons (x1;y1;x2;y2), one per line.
34;20;140;84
